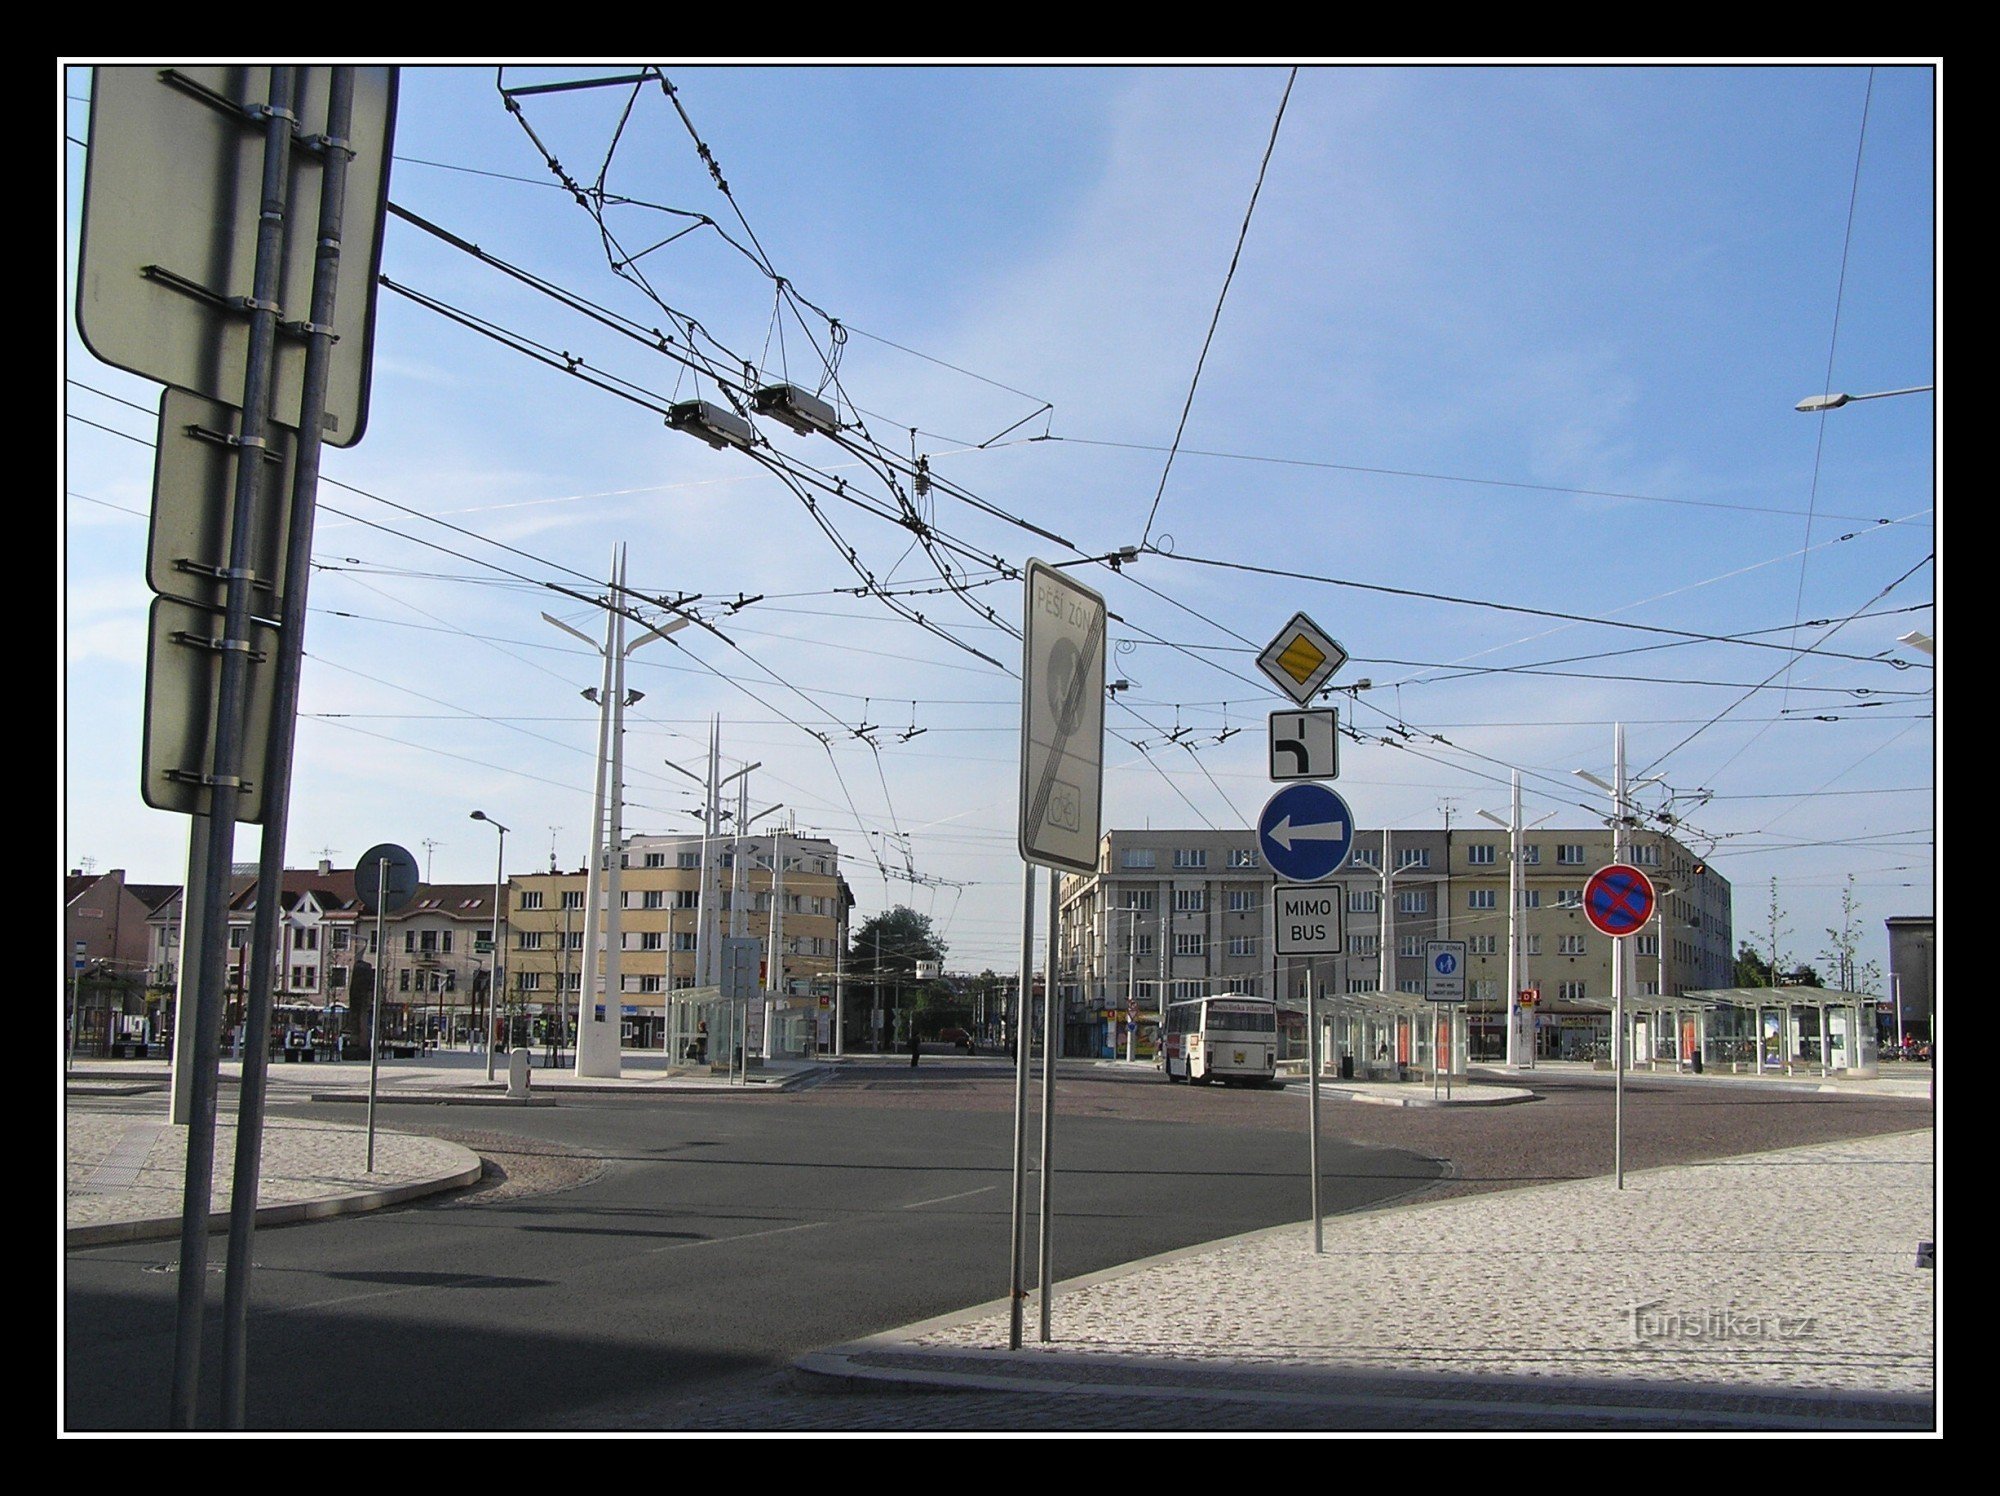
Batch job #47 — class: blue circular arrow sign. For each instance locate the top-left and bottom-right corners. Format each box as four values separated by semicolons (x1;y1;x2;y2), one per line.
1257;783;1355;882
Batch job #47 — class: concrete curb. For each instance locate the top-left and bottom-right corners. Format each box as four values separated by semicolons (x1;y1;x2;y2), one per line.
64;1143;485;1249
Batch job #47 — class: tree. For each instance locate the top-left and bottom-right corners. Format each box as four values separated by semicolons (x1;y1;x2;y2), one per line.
1817;874;1884;996
846;907;949;1043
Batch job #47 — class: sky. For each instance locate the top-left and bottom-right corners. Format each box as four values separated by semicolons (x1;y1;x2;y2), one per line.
60;62;1939;981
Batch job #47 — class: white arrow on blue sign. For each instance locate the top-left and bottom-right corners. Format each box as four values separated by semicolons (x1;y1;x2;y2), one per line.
1257;783;1355;882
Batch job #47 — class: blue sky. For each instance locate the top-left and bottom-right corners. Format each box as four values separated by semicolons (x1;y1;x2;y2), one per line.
61;62;1937;977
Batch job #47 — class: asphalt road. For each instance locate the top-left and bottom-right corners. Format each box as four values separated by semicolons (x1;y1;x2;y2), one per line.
61;1059;1931;1432
63;1058;1436;1430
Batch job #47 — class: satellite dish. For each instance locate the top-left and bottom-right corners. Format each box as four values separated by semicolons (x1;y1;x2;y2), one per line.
353;843;420;914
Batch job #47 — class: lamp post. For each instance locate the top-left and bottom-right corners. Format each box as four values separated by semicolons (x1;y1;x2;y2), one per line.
471;812;509;1081
544;545;690;1079
1794;384;1932;412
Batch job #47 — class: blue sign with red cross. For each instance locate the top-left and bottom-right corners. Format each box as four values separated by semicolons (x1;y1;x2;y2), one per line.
1583;863;1656;937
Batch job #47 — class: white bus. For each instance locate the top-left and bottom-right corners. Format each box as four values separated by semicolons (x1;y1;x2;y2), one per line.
1160;996;1281;1086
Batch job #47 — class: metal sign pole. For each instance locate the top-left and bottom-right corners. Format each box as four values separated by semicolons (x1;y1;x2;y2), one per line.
168;67;297;1431
366;859;387;1172
220;68;358;1428
1008;865;1034;1350
1307;967;1322;1254
1037;872;1058;1342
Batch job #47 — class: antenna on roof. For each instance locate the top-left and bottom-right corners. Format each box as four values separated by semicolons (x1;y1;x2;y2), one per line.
548;826;562;874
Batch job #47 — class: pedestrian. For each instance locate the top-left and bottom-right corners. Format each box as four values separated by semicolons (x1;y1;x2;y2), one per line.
909;1025;921;1069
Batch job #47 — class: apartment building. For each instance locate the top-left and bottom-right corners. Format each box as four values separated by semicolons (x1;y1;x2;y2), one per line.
1059;825;1733;1062
510;827;854;1055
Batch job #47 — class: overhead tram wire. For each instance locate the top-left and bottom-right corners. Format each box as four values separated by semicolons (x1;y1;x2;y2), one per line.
1138;66;1296;553
386;201;1080;566
1143;547;1927;671
1637;552;1934;781
1042;434;1921;531
1782;68;1879;728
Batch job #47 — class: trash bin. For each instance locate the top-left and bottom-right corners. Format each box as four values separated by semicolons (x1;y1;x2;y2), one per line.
1339;1055;1354;1080
1693;1050;1704;1074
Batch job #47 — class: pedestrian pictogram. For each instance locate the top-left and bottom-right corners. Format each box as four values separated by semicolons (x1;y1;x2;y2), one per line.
1425;940;1467;1002
1582;863;1656;938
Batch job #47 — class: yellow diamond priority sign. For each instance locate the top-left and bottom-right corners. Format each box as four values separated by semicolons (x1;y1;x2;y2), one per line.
1257;613;1348;705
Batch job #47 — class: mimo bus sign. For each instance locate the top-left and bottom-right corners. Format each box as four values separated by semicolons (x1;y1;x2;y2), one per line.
1273;882;1345;956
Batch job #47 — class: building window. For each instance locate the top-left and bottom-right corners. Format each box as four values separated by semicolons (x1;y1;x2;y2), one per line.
1468;843;1497;865
638;975;662;994
672;933;696;953
1398;980;1424;995
1557;844;1586;865
1397;848;1430;869
1135;935;1154;957
1632;844;1660;866
1519;845;1541;866
1351;934;1379;956
518;931;543;950
398;969;411;992
642;890;665;910
563;889;585;909
1174;888;1206;913
566;931;584;950
1349;890;1379;914
1398;890;1428;915
1558;981;1588;1002
1474;979;1497;1001
1351;847;1378;868
1637;935;1659;957
1525;935;1542;957
1521;890;1541;909
1174;848;1207;869
1347;979;1374;995
1468;889;1496;910
1559;935;1587;956
1122;849;1157;870
677;852;701;869
1399;935;1423;957
1228;848;1258;869
639;931;664;951
520;891;544;910
1174;933;1205;957
1227;936;1255;957
519;971;541;992
644;852;667;868
1123;889;1155;911
1556;888;1583;908
1469;935;1498;955
1228;890;1257;913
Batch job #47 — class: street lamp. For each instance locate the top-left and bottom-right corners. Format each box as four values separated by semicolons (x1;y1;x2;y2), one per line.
471;811;509;1081
1794;384;1932;413
1478;771;1555;1069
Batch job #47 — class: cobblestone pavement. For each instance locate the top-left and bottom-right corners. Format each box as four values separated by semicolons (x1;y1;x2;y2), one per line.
782;1128;1935;1430
64;1101;479;1241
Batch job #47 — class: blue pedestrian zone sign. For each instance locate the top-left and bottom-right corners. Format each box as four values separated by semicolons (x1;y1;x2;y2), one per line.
1257;782;1355;882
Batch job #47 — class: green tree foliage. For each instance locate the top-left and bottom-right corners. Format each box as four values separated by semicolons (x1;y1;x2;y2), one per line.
847;907;952;1039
